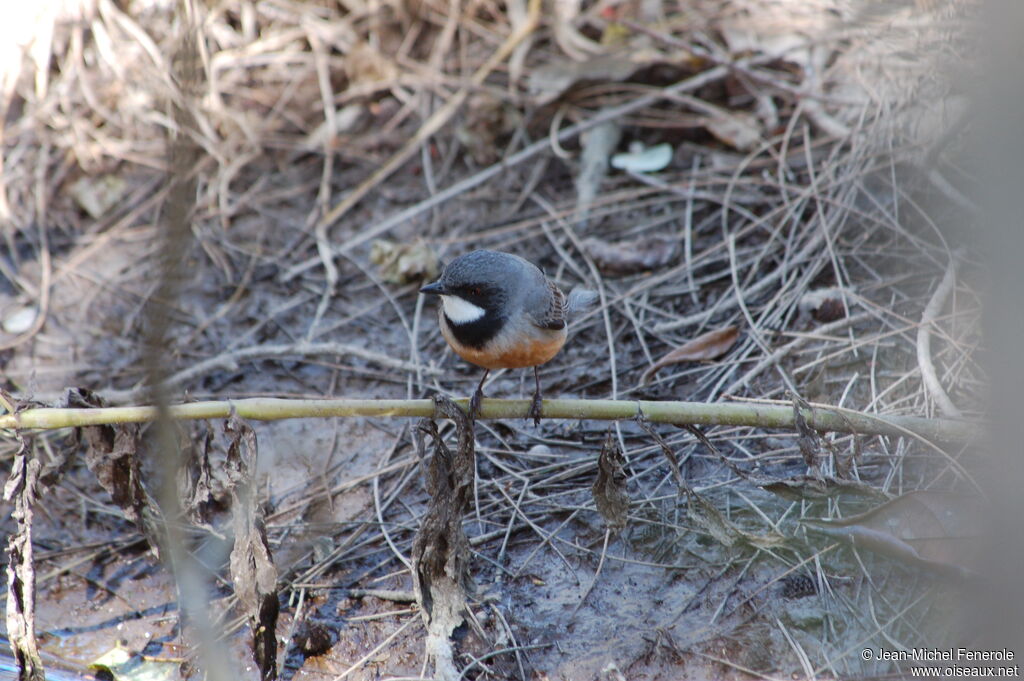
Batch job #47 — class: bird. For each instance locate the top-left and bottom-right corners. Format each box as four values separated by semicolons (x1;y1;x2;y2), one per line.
419;250;596;425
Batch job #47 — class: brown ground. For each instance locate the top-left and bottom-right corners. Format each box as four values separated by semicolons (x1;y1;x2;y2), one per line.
0;0;985;679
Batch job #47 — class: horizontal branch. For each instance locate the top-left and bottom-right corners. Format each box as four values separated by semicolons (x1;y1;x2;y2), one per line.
0;397;975;442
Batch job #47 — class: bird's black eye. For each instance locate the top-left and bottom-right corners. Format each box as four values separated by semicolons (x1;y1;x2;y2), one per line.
468;285;482;297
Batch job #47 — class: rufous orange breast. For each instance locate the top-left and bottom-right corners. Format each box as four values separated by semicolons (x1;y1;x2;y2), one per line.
440;320;566;370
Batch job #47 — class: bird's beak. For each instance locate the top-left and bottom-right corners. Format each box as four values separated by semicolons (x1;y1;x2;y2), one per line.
419;280;447;295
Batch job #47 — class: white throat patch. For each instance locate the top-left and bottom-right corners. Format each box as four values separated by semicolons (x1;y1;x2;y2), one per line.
440;295;485;324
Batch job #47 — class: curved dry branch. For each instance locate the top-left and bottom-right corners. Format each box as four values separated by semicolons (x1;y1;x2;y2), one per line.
917;257;962;418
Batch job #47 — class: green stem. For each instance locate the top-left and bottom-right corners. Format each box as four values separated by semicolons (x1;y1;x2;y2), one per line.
0;397;975;442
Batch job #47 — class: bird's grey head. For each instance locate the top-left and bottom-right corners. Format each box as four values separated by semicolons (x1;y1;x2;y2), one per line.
419;250;531;324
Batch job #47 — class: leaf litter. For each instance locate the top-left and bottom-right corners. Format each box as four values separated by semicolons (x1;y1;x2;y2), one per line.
640;326;739;385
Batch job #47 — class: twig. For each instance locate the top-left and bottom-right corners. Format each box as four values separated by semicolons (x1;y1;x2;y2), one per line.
0;395;976;442
347;588;416;602
916;256;962;417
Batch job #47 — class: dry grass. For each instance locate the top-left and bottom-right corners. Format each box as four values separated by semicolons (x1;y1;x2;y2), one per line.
0;0;985;679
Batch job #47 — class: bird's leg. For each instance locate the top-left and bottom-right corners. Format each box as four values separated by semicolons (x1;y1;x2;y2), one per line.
469;369;489;421
527;366;544;426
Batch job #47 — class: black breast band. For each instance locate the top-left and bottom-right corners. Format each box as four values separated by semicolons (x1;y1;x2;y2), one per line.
444;311;505;349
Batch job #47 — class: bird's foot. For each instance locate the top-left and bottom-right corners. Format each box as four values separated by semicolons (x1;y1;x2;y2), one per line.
527;392;543;427
469;389;484;421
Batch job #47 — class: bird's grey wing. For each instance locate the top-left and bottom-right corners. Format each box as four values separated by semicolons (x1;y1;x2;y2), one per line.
529;280;567;330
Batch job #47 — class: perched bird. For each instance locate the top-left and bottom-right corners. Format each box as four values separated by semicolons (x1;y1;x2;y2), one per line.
420;250;595;424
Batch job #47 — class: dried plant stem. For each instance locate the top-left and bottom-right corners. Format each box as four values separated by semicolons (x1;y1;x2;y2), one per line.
0;397;974;442
917;256;962;418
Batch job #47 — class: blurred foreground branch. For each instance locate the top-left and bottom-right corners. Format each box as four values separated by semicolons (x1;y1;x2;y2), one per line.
0;396;974;442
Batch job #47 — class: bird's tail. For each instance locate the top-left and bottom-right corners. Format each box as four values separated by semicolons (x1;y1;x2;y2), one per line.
566;287;598;319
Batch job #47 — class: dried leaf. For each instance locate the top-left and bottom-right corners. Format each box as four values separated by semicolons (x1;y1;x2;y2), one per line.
4;440;45;681
344;42;398;86
69;173;128;219
529;55;630;104
592;431;629;530
412;396;476;680
761;476;889;503
69;388;148;526
583;235;678;277
804;490;987;578
687;491;739;548
704;110;761;151
91;641;178;680
528;46;688;104
370;239;440;285
640;326;739;384
528;41;696;103
180;423;221;524
792;392;821;471
3;390;82;681
687;489;785;550
225;416;279;681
